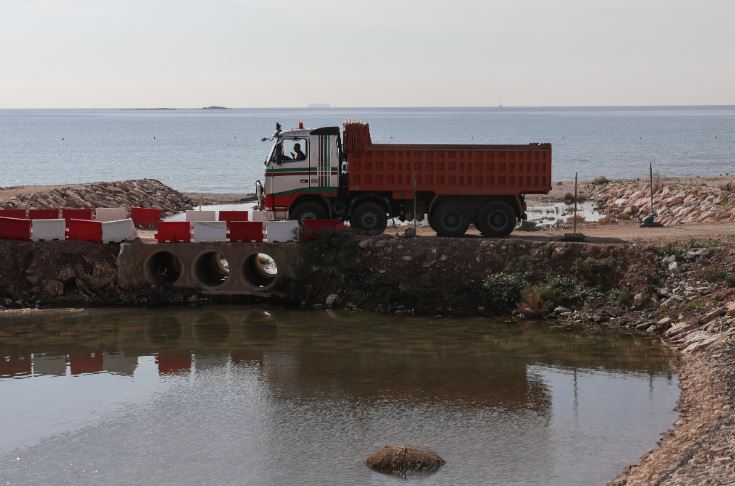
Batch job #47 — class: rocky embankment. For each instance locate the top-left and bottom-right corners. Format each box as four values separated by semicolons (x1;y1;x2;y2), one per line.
0;179;194;215
591;180;735;225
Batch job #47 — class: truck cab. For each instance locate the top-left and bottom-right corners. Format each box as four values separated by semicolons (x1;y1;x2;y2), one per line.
261;125;343;221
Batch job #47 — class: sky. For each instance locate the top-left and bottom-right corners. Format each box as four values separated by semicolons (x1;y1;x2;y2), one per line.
1;0;734;108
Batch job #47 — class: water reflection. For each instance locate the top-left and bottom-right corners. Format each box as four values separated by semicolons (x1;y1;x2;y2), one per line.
0;307;678;484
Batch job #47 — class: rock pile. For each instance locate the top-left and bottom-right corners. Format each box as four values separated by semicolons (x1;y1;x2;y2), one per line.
591;181;735;225
1;179;193;216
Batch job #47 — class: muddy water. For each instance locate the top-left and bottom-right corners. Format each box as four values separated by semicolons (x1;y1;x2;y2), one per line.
0;308;677;485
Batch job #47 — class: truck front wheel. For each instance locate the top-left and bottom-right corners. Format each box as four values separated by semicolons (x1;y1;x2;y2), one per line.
477;201;516;237
349;202;387;235
290;200;328;223
430;202;470;237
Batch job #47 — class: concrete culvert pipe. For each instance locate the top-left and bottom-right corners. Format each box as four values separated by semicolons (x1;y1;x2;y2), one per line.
243;253;278;289
146;251;183;285
366;445;445;476
193;251;230;287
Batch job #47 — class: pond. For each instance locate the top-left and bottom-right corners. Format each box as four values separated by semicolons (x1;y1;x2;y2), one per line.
0;307;677;485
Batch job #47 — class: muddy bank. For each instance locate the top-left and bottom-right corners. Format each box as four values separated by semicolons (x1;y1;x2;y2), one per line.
0;179;194;215
0;235;733;483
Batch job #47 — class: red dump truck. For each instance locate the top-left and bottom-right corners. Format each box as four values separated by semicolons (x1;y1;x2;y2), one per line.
256;121;551;237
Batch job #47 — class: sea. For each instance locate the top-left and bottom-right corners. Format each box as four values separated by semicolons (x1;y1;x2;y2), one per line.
1;106;734;193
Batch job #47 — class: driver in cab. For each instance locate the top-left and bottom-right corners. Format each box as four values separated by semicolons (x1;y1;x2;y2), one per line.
275;142;307;163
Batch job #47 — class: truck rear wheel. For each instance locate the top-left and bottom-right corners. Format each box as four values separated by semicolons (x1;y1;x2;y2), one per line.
349;201;387;235
290;201;328;223
430;202;470;237
477;201;516;237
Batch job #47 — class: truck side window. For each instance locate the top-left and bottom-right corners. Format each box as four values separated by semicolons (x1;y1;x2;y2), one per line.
280;139;308;163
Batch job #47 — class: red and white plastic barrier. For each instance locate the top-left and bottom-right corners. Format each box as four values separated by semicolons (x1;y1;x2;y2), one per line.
186;210;216;222
131;207;161;228
156;222;191;243
229;221;264;243
192;221;228;242
0;209;28;219
67;219;103;243
102;219;137;243
0;217;32;240
29;209;60;220
265;220;299;243
63;208;94;221
219;210;249;226
302;219;345;240
31;219;66;241
95;208;128;222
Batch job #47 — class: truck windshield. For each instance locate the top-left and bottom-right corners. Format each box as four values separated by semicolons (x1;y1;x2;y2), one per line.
266;141;281;166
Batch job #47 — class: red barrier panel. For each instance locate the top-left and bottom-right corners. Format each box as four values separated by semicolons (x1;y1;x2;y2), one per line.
131;207;161;228
0;209;27;219
62;208;93;221
67;219;102;243
155;221;191;243
302;219;345;240
0;217;32;240
229;221;263;242
28;209;60;220
219;210;249;227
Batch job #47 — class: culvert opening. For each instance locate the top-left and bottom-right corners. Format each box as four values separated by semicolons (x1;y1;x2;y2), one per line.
243;253;278;288
146;251;183;285
194;251;230;287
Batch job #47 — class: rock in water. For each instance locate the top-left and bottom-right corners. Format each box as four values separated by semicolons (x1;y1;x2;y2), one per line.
366;445;445;476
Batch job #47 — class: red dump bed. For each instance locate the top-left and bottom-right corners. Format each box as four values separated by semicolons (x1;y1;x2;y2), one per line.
348;143;552;198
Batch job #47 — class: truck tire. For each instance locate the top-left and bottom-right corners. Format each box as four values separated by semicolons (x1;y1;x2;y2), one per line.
290;200;328;223
430;202;470;237
477;201;516;237
349;201;387;235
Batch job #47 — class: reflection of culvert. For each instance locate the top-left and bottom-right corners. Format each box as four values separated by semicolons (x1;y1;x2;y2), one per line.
146;314;183;345
242;311;278;341
193;251;230;287
195;312;230;344
243;253;278;289
146;251;183;285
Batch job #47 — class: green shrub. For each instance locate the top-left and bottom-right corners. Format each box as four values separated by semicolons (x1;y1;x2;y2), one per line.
592;176;611;185
481;272;528;310
572;257;616;288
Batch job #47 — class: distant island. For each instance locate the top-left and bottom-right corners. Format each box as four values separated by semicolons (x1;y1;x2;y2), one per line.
202;106;228;110
308;103;331;108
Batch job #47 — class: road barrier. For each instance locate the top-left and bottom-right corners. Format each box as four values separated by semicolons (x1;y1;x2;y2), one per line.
67;219;103;243
251;210;274;222
63;208;94;221
0;217;32;240
186;210;216;222
156;222;191;243
28;209;60;220
131;207;161;228
31;219;67;241
229;221;264;243
192;221;228;242
95;208;128;222
0;209;28;219
303;219;345;240
265;220;299;243
219;211;249;227
102;219;137;243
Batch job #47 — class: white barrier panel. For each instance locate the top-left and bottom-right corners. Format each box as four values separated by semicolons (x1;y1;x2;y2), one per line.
192;221;228;242
95;207;128;222
186;210;217;222
31;219;66;241
102;219;138;243
265;220;299;243
251;210;275;222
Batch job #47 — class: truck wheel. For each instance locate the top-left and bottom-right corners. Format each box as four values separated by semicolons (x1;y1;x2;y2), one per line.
477;201;516;237
349;202;387;235
430;202;470;237
290;201;327;223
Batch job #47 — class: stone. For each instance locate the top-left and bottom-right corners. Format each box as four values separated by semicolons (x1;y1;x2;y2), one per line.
633;293;645;305
374;239;388;248
657;317;672;327
665;321;698;339
57;265;76;283
700;308;726;324
366;445;445;475
401;256;412;261
42;280;64;297
358;239;372;248
668;261;679;273
325;293;340;308
726;301;735;317
553;306;571;314
403;227;416;238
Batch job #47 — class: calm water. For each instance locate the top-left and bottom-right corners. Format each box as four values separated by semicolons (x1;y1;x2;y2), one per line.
0;307;677;485
1;106;734;193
